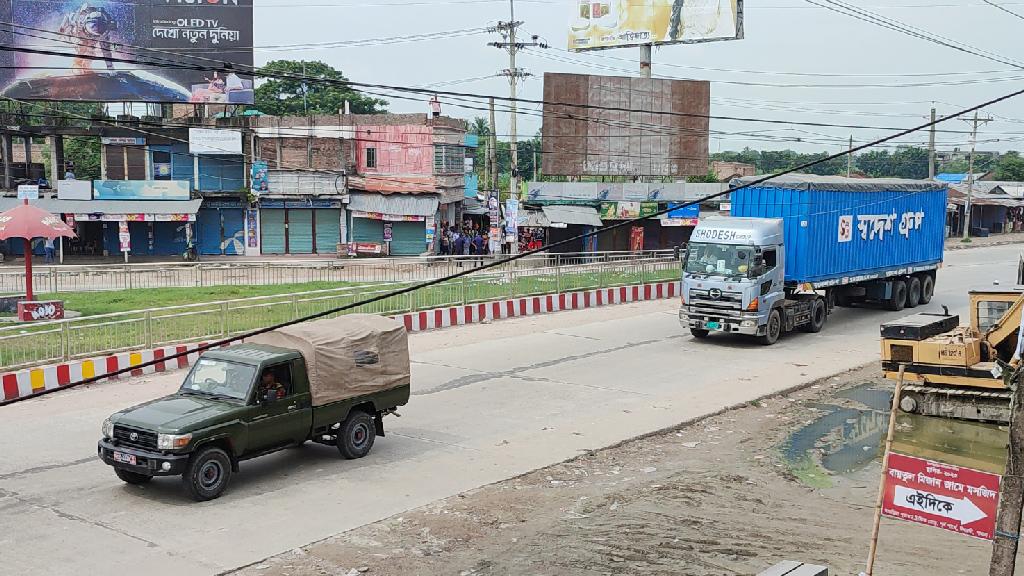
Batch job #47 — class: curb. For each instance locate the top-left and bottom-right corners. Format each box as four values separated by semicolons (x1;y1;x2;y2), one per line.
0;281;679;404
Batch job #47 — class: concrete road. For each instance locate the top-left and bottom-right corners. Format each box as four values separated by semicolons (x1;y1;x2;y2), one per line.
0;244;1020;575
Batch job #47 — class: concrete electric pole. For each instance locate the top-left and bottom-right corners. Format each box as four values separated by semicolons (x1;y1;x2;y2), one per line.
489;0;547;255
961;111;993;242
847;135;853;177
928;108;937;179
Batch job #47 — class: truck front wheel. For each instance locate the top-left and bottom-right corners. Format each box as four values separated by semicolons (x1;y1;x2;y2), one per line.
337;410;376;460
801;299;827;333
758;309;782;346
183;447;232;502
115;468;152;485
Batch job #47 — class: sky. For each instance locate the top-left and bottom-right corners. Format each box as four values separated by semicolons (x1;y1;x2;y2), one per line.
251;0;1024;158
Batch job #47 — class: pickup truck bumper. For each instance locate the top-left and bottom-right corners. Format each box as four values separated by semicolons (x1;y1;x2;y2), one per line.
679;307;762;336
97;439;190;477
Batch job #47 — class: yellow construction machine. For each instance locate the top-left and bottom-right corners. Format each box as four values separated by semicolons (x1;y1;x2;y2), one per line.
880;259;1024;423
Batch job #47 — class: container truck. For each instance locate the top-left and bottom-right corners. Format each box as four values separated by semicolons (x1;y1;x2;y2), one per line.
679;175;948;345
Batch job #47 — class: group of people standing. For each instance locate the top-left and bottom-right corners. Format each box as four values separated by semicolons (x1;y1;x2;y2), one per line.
439;223;490;257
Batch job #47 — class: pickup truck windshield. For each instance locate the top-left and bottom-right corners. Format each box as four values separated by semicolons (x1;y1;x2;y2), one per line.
684;242;756;278
180;359;256;401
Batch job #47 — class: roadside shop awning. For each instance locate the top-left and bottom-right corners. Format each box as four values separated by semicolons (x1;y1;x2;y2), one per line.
0;198;204;220
347;193;439;217
542;205;603;227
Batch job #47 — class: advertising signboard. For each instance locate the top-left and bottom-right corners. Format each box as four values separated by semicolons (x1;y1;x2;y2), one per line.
17;184;39;200
57;179;92;200
541;73;709;177
251;160;269;196
118;220;130;253
883;453;1000;540
569;0;743;51
0;0;254;103
505;198;520;242
94;180;191;201
189;128;243;155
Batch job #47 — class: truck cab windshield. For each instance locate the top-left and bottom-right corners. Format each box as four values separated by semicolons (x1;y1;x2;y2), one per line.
180;359;256;401
684;242;757;279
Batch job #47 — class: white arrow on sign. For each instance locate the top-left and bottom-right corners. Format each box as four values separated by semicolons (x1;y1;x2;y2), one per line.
894;485;987;525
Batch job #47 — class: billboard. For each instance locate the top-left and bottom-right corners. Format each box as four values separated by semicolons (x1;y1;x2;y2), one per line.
0;0;254;103
569;0;743;51
94;180;191;200
189;128;243;155
541;73;710;177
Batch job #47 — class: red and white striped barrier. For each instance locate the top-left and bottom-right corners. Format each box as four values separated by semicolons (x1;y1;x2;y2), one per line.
0;281;679;403
396;281;678;332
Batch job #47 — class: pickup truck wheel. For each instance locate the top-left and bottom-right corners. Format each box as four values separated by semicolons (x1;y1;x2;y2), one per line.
907;277;922;309
887;280;908;312
115;468;152;485
919;274;935;305
801;299;827;333
183;447;232;502
690;328;710;339
758;309;782;346
337;411;375;460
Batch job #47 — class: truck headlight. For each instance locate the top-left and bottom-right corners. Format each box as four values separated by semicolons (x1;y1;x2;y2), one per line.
157;433;192;450
101;418;113;439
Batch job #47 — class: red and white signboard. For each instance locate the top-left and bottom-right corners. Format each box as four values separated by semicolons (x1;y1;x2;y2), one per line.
883;452;1000;540
17;300;64;322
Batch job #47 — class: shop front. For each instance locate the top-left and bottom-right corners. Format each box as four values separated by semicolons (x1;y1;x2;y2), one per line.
197;198;246;256
0;198;202;258
347;193;439;257
541;205;604;254
259;198;344;255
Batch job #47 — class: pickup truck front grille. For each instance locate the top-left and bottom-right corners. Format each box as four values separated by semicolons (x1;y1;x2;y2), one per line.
113;426;158;451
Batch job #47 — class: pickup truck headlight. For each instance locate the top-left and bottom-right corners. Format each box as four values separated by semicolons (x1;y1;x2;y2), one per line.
157;433;192;450
101;418;113;439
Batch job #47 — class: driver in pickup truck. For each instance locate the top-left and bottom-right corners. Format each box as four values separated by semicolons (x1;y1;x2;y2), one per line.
259;372;286;400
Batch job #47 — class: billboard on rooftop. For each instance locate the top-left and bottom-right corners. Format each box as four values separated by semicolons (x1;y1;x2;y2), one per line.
569;0;744;52
0;0;254;103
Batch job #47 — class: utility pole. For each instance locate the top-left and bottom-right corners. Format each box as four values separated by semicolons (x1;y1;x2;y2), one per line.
928;108;937;179
640;44;652;78
533;148;538;181
488;97;498;195
990;359;1024;575
847;135;853;177
489;0;547;254
961;111;994;242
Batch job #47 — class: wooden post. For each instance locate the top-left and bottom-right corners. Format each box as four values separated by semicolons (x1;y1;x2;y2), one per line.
866;364;905;575
989;366;1024;575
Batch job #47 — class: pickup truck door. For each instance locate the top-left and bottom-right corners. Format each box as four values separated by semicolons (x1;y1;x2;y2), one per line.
245;363;312;452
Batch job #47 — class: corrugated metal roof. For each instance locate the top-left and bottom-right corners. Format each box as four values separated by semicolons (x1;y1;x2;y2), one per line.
347;175;436;195
517;210;551;228
0;198;204;214
734;174;947;193
542;205;603;227
348;193;438;216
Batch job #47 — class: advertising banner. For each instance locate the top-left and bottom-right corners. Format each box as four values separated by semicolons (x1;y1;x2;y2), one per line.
630;226;644;252
668;203;700;219
118;220;130;252
504;198;520;242
94;180;191;201
600;201;660;220
569;0;743;51
57;179;92;200
101;137;145;146
189;128;243;155
0;0;254;103
883;453;1000;541
17;184;39;200
245;209;258;248
251;160;269;196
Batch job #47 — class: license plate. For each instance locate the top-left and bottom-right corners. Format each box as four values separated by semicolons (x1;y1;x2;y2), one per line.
113;451;136;466
706;321;721;330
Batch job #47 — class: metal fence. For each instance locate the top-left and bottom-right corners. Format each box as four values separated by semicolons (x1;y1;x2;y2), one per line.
0;250;676;295
0;254;681;371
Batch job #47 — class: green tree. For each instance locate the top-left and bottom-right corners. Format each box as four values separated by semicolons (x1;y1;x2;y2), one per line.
686;170;719;183
470;117;490;136
254;60;387;116
994;151;1024;181
856;147;929;179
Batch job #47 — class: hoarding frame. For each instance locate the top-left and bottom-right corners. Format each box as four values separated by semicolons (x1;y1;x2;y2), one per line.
569;0;744;52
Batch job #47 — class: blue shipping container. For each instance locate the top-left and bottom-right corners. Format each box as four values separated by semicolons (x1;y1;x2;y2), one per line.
730;175;948;285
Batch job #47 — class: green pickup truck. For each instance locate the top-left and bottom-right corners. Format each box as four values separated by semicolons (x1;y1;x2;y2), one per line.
97;314;411;501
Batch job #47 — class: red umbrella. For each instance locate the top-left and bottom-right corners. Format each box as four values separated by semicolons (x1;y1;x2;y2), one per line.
0;201;76;301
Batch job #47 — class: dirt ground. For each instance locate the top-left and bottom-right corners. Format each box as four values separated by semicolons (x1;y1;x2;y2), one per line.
231;365;993;576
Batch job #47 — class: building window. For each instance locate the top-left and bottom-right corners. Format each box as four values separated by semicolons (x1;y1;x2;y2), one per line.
366;147;377;169
434;145;464;174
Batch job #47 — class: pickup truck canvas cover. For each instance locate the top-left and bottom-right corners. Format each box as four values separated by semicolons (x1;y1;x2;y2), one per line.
247;314;411;406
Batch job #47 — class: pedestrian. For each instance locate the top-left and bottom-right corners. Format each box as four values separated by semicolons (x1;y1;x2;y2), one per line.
440;225;450;255
43;237;55;263
473;232;485;261
453;232;466;267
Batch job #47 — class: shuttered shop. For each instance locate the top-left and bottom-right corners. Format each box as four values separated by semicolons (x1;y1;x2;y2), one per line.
259;201;342;255
346;193;439;257
389;221;426;256
197;200;246;256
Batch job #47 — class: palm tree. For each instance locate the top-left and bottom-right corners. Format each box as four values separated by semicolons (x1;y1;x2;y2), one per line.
470;117;490;136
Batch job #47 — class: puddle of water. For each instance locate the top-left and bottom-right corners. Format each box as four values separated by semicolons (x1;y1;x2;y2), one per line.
780;382;1008;487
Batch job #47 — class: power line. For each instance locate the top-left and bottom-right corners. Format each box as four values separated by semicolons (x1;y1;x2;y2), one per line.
983;0;1024;19
5;86;1023;406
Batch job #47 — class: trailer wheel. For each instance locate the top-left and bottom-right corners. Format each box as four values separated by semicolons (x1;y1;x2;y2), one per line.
758;309;782;346
183;446;232;502
337;410;376;460
887;280;907;312
690;328;710;339
801;299;827;333
906;277;922;309
919;274;935;305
